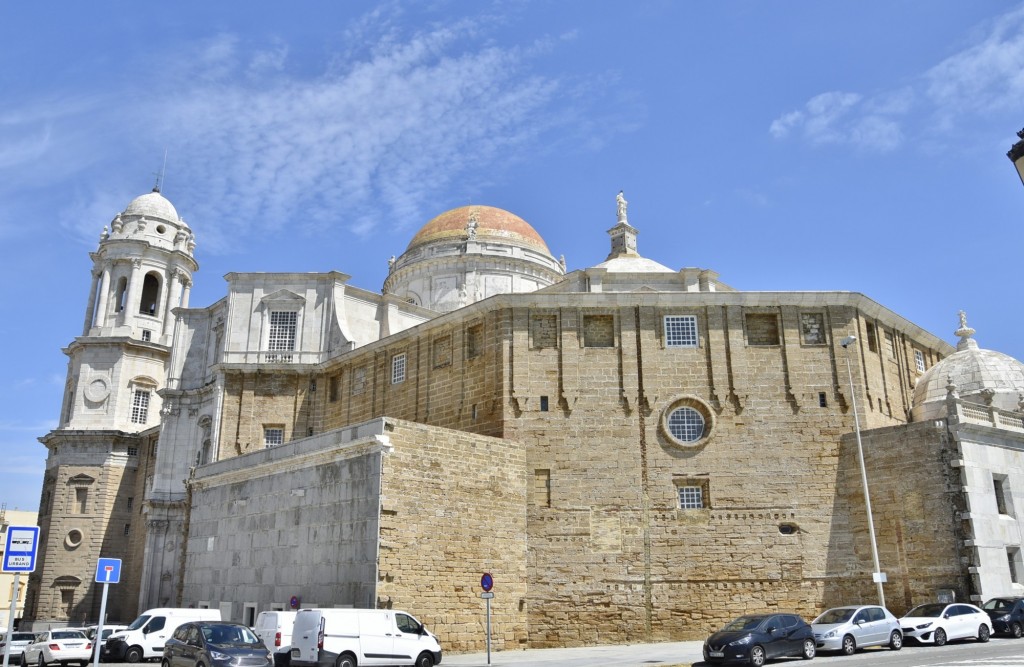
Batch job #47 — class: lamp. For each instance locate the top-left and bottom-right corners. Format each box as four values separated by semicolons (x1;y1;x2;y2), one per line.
840;334;886;607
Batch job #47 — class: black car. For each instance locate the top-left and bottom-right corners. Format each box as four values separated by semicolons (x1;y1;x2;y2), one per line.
981;597;1024;638
163;622;272;667
704;613;816;666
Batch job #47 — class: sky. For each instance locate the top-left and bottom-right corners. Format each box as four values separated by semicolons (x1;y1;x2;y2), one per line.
2;1;1023;512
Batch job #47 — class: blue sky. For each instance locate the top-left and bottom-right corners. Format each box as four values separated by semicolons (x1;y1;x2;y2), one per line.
2;2;1023;511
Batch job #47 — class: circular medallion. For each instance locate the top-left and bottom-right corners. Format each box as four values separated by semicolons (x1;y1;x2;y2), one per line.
84;378;110;402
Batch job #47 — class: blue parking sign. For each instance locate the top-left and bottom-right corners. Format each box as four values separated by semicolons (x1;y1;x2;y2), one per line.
96;558;122;584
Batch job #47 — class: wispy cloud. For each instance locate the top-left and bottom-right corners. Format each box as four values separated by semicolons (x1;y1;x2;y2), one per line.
770;6;1024;151
0;7;627;253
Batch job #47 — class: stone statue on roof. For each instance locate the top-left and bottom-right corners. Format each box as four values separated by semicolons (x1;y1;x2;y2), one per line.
616;190;628;223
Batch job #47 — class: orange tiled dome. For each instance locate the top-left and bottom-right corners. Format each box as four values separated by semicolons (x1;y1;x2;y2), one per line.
406;205;551;254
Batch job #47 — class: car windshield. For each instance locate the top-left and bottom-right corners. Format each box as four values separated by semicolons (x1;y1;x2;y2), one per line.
13;633;34;641
126;615;151;631
906;603;946;618
722;616;765;632
814;608;856;624
983;599;1013;611
202;625;261;646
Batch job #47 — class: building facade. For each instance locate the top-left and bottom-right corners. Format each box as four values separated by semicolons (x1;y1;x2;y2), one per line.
24;189;1024;651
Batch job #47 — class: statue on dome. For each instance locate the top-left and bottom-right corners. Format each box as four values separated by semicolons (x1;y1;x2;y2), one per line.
466;210;479;239
559;255;567;272
388;255;396;272
616;190;628;223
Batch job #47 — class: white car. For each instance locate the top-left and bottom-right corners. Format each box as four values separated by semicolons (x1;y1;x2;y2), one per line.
22;629;93;667
900;602;993;646
1;632;37;665
812;605;903;654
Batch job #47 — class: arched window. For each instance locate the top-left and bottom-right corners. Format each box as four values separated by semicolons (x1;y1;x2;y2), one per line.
139;272;161;316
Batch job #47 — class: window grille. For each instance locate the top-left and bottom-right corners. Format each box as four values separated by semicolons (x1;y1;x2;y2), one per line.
667;407;705;442
914;349;926;372
678;486;704;509
264;427;284;448
392;353;407;384
267;311;297;362
131;390;150;424
665;316;698;347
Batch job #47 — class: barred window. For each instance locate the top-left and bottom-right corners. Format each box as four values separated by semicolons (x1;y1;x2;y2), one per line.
392;353;407;384
127;447;138;456
665;315;698;348
914;349;926;372
678;486;704;509
264;427;284;448
268;311;297;361
130;389;150;424
667;407;705;442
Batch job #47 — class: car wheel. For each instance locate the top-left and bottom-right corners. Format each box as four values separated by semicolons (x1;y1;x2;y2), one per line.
934;627;947;647
335;654;356;667
978;624;991;643
749;645;765;667
415;652;434;667
841;634;856;656
801;637;815;659
124;647;144;663
1011;621;1023;638
889;630;903;650
37;653;46;667
162;659;171;667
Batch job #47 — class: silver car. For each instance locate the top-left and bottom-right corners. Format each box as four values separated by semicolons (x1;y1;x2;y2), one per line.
812;605;903;655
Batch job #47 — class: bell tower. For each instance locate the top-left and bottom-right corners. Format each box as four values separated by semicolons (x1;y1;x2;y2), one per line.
26;187;198;627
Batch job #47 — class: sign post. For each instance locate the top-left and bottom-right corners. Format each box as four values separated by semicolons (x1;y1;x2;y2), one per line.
2;526;39;667
480;573;494;665
92;558;122;667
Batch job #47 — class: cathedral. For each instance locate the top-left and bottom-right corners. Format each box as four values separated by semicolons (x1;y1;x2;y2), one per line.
24;186;1024;651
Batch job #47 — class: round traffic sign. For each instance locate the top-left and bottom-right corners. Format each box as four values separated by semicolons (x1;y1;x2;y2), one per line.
481;572;493;592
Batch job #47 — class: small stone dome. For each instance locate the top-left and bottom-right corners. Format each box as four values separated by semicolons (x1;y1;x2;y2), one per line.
406;205;551;254
912;312;1024;420
122;189;181;223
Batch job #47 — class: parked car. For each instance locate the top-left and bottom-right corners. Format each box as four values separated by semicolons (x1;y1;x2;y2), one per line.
981;597;1024;638
162;622;272;667
22;629;93;667
811;605;903;655
900;602;992;646
85;626;128;643
703;613;816;665
0;632;37;665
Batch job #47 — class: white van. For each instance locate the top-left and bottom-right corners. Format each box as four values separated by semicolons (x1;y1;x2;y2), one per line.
290;608;442;667
103;607;221;662
254;610;298;651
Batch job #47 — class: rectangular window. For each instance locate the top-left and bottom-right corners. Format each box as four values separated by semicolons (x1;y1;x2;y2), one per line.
264;427;284;448
818;392;828;408
123;523;130;536
329;375;339;402
865;322;878;352
391;353;406;384
130;389;150;424
665;315;698;348
127;447;138;456
1010;548;1023;584
884;331;896;358
678;486;704;509
583;314;615;347
141;329;152;342
127;497;134;511
914;349;926;372
994;475;1013;516
432;335;452;368
745;313;779;346
76;488;88;514
799;313;826;345
267;311;297;362
540;396;549;412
